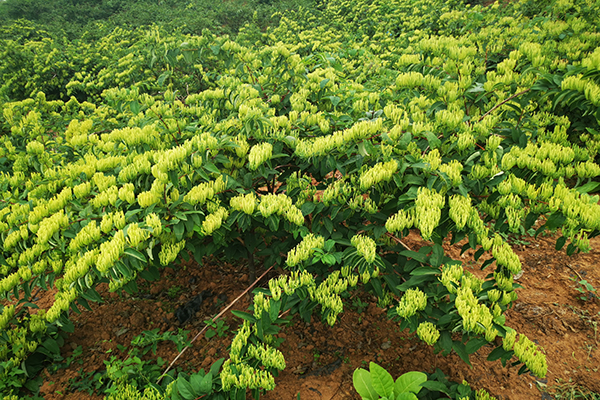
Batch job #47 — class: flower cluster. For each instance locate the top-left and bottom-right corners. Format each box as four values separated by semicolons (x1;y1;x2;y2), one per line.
248;142;273;170
69;220;102;252
359;160;398;190
201;207;229;236
36;210;69;245
46;287;78;322
385;209;414;233
286;233;325;267
126;223;150;247
221;360;276;391
158;240;186;266
455;287;497;341
0;305;15;331
230;193;257;215
97;230;126;273
183;176;227;206
503;329;547;377
415;187;445;240
308;270;348;325
63;249;97;286
417;321;440;345
448;194;471;230
438;160;463;186
351;234;377;263
258;193;304;225
396;288;427;318
246;343;286;370
145;213;162;236
295;119;382;158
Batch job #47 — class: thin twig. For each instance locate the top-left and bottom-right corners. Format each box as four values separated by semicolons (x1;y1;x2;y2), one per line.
565;263;584;282
157;265;274;383
478;89;530;122
384;232;412;251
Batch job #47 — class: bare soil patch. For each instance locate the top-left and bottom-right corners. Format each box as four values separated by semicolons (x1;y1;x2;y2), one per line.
37;231;600;400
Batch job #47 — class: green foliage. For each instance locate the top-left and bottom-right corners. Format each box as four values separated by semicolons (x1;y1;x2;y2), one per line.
353;363;496;400
205;319;230;339
1;0;600;397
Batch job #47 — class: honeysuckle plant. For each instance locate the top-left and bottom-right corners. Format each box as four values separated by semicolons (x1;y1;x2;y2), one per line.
1;0;600;398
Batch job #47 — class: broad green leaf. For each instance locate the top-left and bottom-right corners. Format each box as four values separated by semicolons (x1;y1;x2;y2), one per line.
353;368;377;400
177;378;195;399
370;362;394;398
394;371;426;395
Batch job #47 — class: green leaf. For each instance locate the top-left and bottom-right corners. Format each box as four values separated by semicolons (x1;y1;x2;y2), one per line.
199;372;213;394
429;244;444;267
453;340;471;366
190;373;203;394
370;362;394;397
177;377;195;399
420;380;450;395
396;393;418;400
487;346;510;361
394;371;426;395
124;248;147;264
576;181;600;194
301;202;316;216
231;310;256;323
353;368;377;400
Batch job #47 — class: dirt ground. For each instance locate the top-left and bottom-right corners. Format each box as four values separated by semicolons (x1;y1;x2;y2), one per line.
35;229;600;400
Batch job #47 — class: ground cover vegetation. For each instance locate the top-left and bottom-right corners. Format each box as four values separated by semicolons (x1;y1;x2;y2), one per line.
0;0;600;398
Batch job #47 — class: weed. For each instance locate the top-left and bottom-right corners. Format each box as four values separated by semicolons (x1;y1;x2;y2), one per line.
167;285;182;299
352;298;368;314
569;277;597;302
551;378;600;400
204;319;230;339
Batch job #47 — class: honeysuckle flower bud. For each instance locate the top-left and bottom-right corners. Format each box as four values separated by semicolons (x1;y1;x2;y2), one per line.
415;187;445;240
351;235;376;263
138;190;161;208
0;305;15;331
455;287;494;336
126;223;150;247
247;343;286;370
286;234;325;267
73;181;91;199
118;183;136;204
36;210;69;245
230;193;257;215
439;160;463;186
145;213;162;236
396;288;428;318
184;176;227;206
359;160;398;190
449;194;471;230
159;240;186;266
424;149;442;171
494;271;514;291
69;220;102;252
268;279;282;301
97;230;126;273
113;211;126;230
440;263;463;294
248;142;273;170
417;321;440;345
100;213;113;234
201;207;228;236
487;289;501;303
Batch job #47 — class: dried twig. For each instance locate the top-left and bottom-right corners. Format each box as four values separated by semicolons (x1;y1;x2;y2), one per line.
157;265;274;383
565;263;584;282
384;232;412;251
